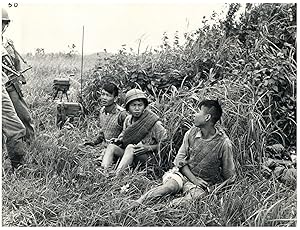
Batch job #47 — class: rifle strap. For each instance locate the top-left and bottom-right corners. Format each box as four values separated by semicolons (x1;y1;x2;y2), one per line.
5;82;24;98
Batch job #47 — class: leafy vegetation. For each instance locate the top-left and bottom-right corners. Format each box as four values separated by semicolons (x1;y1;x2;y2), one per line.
83;3;296;164
2;3;296;227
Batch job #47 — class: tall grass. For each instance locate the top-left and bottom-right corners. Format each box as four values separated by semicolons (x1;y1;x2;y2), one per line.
2;51;296;226
2;3;297;225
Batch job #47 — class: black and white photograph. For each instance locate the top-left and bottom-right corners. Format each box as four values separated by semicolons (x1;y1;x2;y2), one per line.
1;0;297;227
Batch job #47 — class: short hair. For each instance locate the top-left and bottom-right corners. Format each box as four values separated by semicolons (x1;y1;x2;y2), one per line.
102;82;119;97
199;99;222;124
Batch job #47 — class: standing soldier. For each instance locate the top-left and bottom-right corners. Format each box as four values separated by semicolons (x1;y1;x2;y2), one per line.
2;8;27;170
2;8;35;143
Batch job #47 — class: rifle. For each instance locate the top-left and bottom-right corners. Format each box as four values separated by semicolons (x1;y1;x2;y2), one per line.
3;64;32;97
3;64;32;84
6;39;30;66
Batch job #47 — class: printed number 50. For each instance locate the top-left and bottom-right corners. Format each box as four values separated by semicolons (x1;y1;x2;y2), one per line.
8;3;18;7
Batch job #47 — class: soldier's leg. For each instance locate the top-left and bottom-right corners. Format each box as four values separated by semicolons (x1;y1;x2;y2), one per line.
7;86;35;142
2;86;27;169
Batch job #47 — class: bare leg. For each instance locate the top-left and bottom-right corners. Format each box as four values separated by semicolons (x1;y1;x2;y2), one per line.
169;187;206;207
101;144;124;169
136;178;180;204
116;144;136;172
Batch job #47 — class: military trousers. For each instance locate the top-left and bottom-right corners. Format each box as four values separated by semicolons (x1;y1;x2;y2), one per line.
2;85;27;168
6;83;35;143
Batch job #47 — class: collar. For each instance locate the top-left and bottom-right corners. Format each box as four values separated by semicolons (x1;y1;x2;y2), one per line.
195;126;220;140
102;103;117;114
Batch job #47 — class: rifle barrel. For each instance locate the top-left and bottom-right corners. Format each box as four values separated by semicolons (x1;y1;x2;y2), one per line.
2;64;32;76
21;66;32;73
2;64;20;76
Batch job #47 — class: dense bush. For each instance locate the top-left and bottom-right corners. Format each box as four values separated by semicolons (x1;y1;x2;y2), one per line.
82;3;296;166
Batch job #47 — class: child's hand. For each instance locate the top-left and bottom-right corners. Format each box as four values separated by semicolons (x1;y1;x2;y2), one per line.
133;145;150;156
108;138;117;143
109;138;123;146
194;178;209;189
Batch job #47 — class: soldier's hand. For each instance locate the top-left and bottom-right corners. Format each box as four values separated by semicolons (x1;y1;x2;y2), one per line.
18;74;27;84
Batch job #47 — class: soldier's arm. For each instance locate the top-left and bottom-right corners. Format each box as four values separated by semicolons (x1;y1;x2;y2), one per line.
6;39;21;71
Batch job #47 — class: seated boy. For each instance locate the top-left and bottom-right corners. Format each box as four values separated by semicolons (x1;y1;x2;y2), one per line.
101;89;167;173
84;82;127;146
134;99;236;206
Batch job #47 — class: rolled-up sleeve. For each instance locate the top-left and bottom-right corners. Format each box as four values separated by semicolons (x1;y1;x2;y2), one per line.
222;138;236;180
173;129;191;168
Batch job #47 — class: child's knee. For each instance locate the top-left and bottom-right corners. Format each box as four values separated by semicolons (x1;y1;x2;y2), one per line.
105;144;118;155
125;144;134;154
164;179;181;193
124;144;135;156
106;143;115;149
126;144;135;150
162;171;183;192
